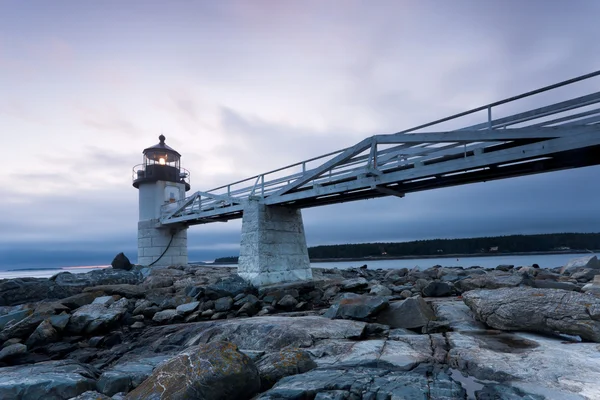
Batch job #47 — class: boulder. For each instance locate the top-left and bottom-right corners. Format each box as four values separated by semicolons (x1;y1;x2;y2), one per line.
340;278;369;291
375;296;435;329
256;348;317;390
0;311;52;342
463;287;600;342
0;343;27;361
67;299;128;334
83;284;144;298
324;294;388;321
421;281;453;297
0;309;32;330
277;295;298;309
214;297;233;312
0;360;98;400
561;255;600;274
205;275;254;300
152;309;181;324
25;319;59;348
111;252;133;271
175;301;200;315
369;284;392;296
125;341;260;400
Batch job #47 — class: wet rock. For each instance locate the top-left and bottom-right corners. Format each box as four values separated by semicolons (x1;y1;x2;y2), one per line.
25;319;59;348
256;348;317;390
375;296;435;329
421;281;453;297
475;384;545;400
111;252;133;271
0;360;99;400
0;343;27;361
125;341;260;400
463;287;600;342
324;294;388;321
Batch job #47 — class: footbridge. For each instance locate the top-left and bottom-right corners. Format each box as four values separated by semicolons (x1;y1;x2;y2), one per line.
135;71;600;286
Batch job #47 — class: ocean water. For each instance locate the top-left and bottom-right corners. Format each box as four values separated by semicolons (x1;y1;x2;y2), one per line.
0;253;594;280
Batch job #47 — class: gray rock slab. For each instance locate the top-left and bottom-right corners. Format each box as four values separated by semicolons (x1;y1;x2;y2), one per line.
96;355;170;396
447;331;600;399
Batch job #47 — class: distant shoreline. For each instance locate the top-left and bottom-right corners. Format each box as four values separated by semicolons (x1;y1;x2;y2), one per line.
209;249;597;265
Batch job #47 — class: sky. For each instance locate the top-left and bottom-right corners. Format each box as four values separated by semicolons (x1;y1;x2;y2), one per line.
1;1;600;268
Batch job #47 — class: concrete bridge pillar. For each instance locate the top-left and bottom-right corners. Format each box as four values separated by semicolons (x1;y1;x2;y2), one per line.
238;199;312;286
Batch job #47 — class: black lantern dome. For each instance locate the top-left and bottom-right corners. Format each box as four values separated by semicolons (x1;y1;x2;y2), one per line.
132;135;191;190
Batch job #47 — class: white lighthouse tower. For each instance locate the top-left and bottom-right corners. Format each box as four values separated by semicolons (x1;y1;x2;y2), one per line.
133;135;190;267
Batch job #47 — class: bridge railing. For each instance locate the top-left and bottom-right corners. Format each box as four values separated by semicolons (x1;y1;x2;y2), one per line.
162;70;600;222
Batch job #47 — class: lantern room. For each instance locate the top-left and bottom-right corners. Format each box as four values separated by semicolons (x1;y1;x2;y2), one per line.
132;135;190;191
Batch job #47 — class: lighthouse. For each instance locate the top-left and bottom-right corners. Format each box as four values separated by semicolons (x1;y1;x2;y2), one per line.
133;135;190;267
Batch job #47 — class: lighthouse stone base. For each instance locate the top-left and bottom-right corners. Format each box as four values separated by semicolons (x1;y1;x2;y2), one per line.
137;219;188;267
238;200;312;287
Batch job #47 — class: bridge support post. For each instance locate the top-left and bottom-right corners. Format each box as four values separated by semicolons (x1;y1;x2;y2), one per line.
238;199;312;286
137;220;188;267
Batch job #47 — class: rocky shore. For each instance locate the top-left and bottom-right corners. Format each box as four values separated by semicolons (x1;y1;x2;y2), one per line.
1;255;600;399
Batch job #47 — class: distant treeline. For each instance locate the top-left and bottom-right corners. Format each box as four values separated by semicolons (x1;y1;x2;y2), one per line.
213;233;600;263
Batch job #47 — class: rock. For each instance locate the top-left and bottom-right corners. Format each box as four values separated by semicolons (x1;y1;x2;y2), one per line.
340;277;369;291
257;366;465;400
67;300;128;335
69;390;112;400
0;278;54;306
324;294;388;321
111;252;133;271
256;348;317;390
530;280;578;291
561;255;600;274
214;296;233;312
125;341;260;400
83;284;144;298
496;264;514;271
131;322;145;329
0;343;27;361
49;313;71;332
175;301;200;315
0;309;32;330
0;360;98;400
454;273;527;292
25;319;59;348
151;309;181;324
0;311;51;342
205;275;254;300
375;296;435;329
421;281;453;297
369;284;392;296
277;295;298;309
431;299;486;332
92;296;116;306
322;285;340;300
571;268;600;282
447;330;600;399
475;384;545;400
96;355;169;396
463;287;600;342
60;292;102;310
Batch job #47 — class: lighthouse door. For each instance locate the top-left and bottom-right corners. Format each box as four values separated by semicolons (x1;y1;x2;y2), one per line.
164;185;180;203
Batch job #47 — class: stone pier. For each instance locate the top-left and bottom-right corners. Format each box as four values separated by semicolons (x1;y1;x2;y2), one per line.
137;219;188;267
238;199;312;286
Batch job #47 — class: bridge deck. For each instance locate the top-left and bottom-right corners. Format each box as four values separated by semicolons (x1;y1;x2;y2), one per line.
161;71;600;226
